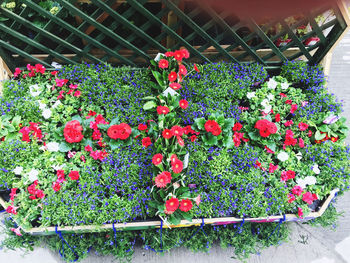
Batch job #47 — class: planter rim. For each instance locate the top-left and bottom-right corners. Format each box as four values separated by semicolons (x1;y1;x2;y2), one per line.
0;189;338;236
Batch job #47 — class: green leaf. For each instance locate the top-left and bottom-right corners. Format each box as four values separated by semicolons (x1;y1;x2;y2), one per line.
152;71;164;87
205;134;218;146
223;135;234;148
142;96;156;101
315;130;326;140
179;211;192;222
143;101;157;111
12;116;21;127
168;214;181;225
248;131;260;141
84;139;93;147
109;139;121;150
72;115;83;123
224;118;235;130
266;141;276;152
59;142;72;152
110;117;119;126
318;125;329;133
97;124;110;130
194;118;206;130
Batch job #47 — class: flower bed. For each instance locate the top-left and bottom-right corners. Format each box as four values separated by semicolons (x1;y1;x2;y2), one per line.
0;52;349;237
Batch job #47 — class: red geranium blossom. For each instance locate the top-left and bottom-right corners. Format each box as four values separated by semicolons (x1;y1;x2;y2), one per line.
107;123;132;140
179;199;193;212
232;123;243;131
180;48;190;59
299;138;305;148
142;137;152;148
281;170;295;181
178;64;187;76
292;186;303;196
275;113;281;122
155;172;171;188
52;182;61;192
152;153;163;166
298;207;303;218
205;120;219;132
69;171;80;180
179;99;188;109
138;123;148;131
254;119;277;138
177;136;185;147
168;71;178;82
157;106;170;115
172;159;183;174
171;126;184;137
170;82;181;90
269;163;279;173
158;59;169;69
165;197;179;213
302;192;318;204
290;104;298;114
190;135;197;142
298;122;309;131
162;129;173;139
64;120;84;143
287;193;296;203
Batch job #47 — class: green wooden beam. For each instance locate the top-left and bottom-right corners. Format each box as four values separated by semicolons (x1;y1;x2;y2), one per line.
0;8;104;65
161;0;239;63
0;40;51;68
21;0;135;66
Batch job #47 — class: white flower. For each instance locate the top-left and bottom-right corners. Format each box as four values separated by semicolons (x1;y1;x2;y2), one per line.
27;169;39;182
42;108;52;119
29;84;41;97
267;94;274;100
13;166;23;175
47;142;59;152
281;82;289;90
297;176;317;188
263;105;272;114
267;78;277;89
52;100;61;109
52;164;65;171
51;62;62;69
38;101;47;110
261;99;270;107
312;164;320;174
277;151;289;162
163;87;178;97
247;92;256;99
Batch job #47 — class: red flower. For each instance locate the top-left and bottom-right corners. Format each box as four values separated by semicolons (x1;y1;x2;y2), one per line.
69;171;80;180
254;119;277;138
52;182;61;192
205;120;222;136
157;106;170;115
292;186;303;196
233;132;244;147
298;207;303;218
178;64;187;76
64;120;84;143
281;170;295;181
302;192;317;204
290;104;298;114
172;159;183;174
171;126;183;137
19;127;31;142
269;163;278;173
265;146;275;154
284;130;297;146
107;123;132;140
170;154;178;164
138;124;148;131
6;206;18;215
298;122;309;131
165;198;179;213
285;100;292;104
179;199;193;212
85;145;92;152
165;51;174;57
36;190;45;199
155;172;171;188
174;50;184;62
284;120;293;127
152;153;163;166
298;138;305;148
190;135;197;142
74;90;81;97
55;78;68;87
331;137;338;142
35;64;46;74
232;123;243;131
179;99;188;109
170;82;181;90
14;68;21;78
142;137;152;148
287;194;296;203
56;170;65;183
308;130;312;137
158;59;169;69
51;71;58;76
168;71;178;82
180;48;190;59
193;64;200;72
162;129;173;139
275;113;281;122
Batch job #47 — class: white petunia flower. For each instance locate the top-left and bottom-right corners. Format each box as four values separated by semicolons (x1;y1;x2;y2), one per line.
51;62;62;69
29;84;41;97
277;151;289;162
297;176;317;188
247;92;256;99
154;53;163;62
281;82;289;90
47;142;59;152
312;164;320;174
52;164;65;171
42;108;52;119
295;152;302;161
263;105;272;114
28;169;39;182
52;100;61;109
267;94;274;100
13;166;23;175
38;102;47;110
267;78;278;89
261;99;270;107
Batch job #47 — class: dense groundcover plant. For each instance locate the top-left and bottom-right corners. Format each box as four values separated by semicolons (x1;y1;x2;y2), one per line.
0;55;349;261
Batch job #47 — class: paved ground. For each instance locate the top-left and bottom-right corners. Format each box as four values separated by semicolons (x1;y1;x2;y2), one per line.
1;32;350;263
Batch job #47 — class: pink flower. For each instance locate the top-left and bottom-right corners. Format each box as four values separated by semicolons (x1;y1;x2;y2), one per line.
14;68;21;78
298;207;303;218
52;182;61;192
6;205;18;215
169;82;181;90
69;84;78;89
74;90;81;97
298;122;309;131
195;195;201;206
269;163;278;173
68;171;80;180
281;170;295;181
302;192;317;204
55;79;68;87
290;104;298;114
67;151;77;158
10;227;22;236
287;193;295;203
292;186;303;196
85;145;92;152
284;120;293;127
301;101;308;107
264;146;275;154
298;138;305;148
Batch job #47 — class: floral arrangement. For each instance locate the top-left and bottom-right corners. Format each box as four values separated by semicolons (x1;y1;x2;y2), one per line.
0;52;349;238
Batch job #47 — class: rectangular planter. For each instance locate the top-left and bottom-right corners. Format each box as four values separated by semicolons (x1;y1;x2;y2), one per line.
0;189;338;236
